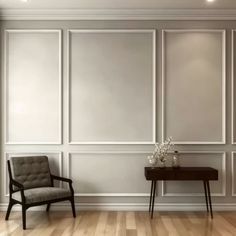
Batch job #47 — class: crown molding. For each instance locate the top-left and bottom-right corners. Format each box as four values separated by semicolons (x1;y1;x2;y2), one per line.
1;8;236;20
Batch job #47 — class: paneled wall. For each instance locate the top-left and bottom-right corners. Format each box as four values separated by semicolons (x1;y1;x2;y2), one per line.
1;20;236;210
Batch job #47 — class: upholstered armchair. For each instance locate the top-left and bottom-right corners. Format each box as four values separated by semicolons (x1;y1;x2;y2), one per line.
5;156;76;230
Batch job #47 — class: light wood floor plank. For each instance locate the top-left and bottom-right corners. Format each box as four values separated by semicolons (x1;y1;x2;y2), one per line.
126;212;136;230
115;212;126;236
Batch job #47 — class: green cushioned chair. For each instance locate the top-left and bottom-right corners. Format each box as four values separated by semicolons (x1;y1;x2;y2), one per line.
5;156;76;230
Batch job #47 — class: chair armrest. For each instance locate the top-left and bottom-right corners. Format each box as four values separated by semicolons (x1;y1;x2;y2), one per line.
11;179;24;190
51;175;74;196
9;179;26;202
51;175;72;183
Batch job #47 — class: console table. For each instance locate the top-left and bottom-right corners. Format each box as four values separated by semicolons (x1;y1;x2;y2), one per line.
145;167;218;219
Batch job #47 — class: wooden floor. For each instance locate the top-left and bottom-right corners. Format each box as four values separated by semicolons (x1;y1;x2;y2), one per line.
1;211;236;236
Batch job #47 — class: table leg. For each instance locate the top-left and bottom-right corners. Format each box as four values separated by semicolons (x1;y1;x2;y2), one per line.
151;181;157;219
149;181;154;212
206;181;213;219
203;181;209;212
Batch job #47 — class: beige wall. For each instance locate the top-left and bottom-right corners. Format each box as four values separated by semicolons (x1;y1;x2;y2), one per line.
1;20;236;211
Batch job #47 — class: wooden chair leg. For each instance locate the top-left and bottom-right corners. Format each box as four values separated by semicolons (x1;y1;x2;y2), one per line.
70;198;76;218
22;206;26;230
46;203;51;212
5;200;14;220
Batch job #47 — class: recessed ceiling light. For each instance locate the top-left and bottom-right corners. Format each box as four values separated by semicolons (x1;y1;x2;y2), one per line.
207;0;215;2
21;0;28;2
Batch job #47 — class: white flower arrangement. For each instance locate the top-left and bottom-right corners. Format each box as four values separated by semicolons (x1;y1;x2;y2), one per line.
147;137;174;167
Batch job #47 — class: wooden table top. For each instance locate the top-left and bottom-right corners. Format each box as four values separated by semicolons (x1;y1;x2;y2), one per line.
145;167;218;181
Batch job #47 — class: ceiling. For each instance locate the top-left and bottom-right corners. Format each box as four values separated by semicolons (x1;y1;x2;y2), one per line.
0;0;236;10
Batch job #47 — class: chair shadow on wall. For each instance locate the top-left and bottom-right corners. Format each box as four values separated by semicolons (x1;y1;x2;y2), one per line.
77;181;108;203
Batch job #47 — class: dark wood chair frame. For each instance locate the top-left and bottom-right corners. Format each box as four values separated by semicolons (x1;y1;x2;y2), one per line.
5;160;76;230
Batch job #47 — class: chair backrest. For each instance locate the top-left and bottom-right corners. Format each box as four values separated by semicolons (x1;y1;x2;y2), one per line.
9;156;52;190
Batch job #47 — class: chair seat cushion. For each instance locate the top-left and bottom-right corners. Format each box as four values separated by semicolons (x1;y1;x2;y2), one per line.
12;187;71;204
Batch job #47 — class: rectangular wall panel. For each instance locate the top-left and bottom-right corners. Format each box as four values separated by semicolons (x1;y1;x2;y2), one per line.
162;152;226;197
68;30;156;144
4;152;62;196
5;30;62;144
67;152;151;196
162;30;225;144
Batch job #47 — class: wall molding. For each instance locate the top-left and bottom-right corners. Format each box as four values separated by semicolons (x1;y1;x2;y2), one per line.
232;30;236;144
1;203;236;212
231;152;236;196
67;29;156;145
67;151;152;197
1;9;236;21
162;151;226;197
4;151;63;197
161;29;226;144
4;29;62;145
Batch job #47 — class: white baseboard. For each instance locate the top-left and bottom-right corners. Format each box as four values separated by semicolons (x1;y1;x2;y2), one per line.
1;203;236;212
